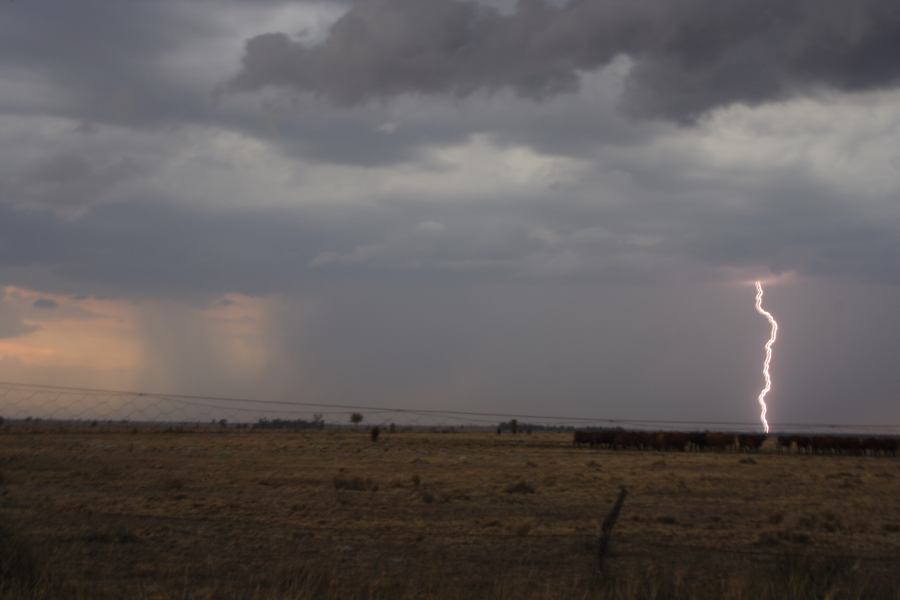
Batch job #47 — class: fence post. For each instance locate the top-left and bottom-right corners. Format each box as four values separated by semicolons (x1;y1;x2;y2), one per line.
596;486;628;573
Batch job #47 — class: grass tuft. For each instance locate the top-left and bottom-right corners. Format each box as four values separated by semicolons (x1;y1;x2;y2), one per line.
505;481;535;494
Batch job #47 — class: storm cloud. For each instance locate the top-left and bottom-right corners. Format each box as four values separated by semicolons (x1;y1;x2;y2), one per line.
0;0;898;426
231;0;900;120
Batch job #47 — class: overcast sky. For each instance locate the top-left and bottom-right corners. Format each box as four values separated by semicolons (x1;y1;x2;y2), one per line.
1;0;899;428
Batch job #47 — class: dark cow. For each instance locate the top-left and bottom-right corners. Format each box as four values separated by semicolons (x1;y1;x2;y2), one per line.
593;430;617;448
705;432;736;452
874;438;898;456
876;438;898;456
656;432;690;452
776;435;794;453
811;435;832;454
836;436;863;455
688;432;706;452
573;430;617;448
738;433;767;452
573;430;594;446
794;436;813;454
610;431;641;450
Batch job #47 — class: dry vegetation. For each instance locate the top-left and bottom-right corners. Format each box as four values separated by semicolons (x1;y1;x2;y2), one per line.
1;428;900;599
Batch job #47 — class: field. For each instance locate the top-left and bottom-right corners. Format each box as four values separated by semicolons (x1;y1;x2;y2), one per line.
2;428;900;599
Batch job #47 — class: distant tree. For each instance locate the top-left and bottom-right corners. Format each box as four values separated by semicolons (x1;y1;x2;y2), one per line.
350;412;364;426
219;419;228;428
312;413;324;429
510;419;519;434
496;426;502;435
371;426;381;442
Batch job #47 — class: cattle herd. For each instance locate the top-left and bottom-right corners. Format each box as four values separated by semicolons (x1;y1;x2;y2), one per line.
573;430;899;456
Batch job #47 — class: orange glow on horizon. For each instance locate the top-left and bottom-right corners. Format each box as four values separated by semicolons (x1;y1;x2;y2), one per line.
0;286;270;383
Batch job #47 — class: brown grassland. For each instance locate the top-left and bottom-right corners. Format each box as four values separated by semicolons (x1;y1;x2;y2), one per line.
1;428;900;599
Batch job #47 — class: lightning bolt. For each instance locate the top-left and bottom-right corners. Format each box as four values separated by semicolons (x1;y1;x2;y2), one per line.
754;281;778;434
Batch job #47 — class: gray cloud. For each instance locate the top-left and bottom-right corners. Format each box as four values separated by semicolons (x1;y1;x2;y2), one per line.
0;293;37;339
1;157;897;301
32;298;58;310
4;152;147;212
256;278;900;426
231;0;900;120
1;0;899;426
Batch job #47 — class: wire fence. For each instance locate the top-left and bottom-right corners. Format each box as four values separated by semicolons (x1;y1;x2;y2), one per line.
2;379;899;597
1;380;898;434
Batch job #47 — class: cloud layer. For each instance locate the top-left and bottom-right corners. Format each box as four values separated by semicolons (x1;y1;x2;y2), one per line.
0;0;899;424
231;0;900;120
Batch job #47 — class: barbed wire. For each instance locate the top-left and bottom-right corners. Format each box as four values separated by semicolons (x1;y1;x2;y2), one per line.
0;379;898;433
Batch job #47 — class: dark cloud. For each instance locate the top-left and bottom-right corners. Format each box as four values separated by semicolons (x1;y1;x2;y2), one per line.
1;160;897;301
257;278;900;426
0;1;208;126
4;152;146;211
0;0;898;426
0;0;344;129
231;0;900;120
32;298;58;310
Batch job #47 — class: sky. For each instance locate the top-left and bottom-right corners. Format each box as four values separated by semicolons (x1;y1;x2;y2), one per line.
1;0;899;427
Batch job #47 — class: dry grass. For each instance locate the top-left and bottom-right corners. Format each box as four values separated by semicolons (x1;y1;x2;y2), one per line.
1;429;900;598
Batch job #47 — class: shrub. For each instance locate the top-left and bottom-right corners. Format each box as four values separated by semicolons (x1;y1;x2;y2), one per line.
658;515;678;525
333;476;377;491
504;481;535;494
165;478;185;491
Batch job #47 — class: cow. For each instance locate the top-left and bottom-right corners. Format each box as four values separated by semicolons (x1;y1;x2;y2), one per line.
611;430;639;450
737;433;767;452
657;432;690;452
688;432;706;452
794;436;813;454
776;435;794;453
834;436;863;455
812;435;838;455
573;430;594;446
862;437;898;457
878;438;899;456
704;432;736;452
574;430;617;448
588;430;615;448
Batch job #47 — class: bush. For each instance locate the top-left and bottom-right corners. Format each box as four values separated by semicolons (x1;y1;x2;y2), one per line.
333;476;377;492
504;481;535;494
0;521;70;597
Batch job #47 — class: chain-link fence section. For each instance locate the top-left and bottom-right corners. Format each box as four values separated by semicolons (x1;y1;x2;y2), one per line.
2;380;900;598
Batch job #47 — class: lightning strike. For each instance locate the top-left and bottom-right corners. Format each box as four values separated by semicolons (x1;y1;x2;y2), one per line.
754;281;778;434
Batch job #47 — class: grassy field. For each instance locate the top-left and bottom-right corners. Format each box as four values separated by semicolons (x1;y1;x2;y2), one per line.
1;429;899;598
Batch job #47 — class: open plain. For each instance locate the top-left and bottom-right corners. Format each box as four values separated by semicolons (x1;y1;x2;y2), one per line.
2;428;900;599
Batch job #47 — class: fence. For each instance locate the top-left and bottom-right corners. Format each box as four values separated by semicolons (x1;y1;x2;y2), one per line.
2;380;900;598
2;380;898;434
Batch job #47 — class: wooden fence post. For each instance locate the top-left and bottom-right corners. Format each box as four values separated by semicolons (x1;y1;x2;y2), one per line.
596;486;628;572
